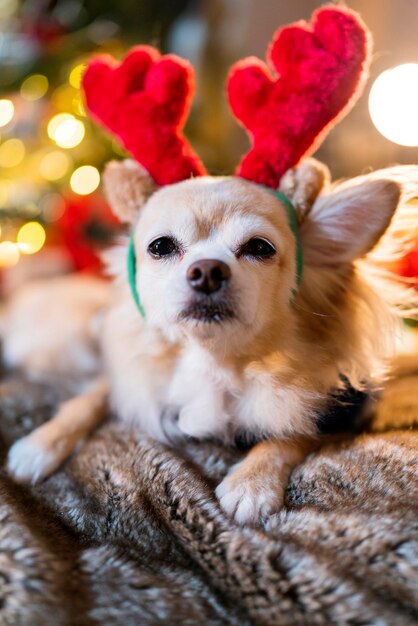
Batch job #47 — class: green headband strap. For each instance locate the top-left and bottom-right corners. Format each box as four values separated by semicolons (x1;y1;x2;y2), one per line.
268;189;304;288
127;188;303;318
127;233;146;318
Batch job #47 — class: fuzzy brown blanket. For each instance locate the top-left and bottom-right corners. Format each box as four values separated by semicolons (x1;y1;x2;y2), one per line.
0;365;418;626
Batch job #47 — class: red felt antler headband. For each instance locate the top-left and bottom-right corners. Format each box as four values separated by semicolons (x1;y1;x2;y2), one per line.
82;6;371;189
82;46;207;185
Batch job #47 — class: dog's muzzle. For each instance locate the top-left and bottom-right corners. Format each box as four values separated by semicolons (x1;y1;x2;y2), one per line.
180;258;235;324
180;296;235;324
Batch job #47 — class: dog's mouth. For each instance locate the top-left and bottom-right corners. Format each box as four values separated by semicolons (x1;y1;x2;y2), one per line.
179;297;235;324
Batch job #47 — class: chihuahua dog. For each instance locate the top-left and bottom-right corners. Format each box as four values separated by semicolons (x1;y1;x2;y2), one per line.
4;158;418;524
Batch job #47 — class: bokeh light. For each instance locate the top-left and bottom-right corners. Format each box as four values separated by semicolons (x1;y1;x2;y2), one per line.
0;241;20;267
39;151;71;181
17;221;46;254
74;94;86;116
51;85;78;112
0;180;11;206
369;64;418;146
55;118;85;148
0;99;14;127
20;74;49;101
70;165;100;195
0;139;25;168
47;113;85;148
68;63;85;89
47;113;72;138
0;0;18;19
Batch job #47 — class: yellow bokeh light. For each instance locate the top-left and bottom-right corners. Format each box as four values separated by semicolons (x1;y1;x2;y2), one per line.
47;113;85;148
17;221;46;255
77;99;86;116
20;74;49;101
0;99;14;127
69;63;85;89
39;151;71;181
0;241;20;267
0;0;18;19
48;113;72;138
55;118;85;148
70;165;100;195
51;85;77;111
0;179;11;206
369;64;418;147
73;94;86;116
0;139;25;168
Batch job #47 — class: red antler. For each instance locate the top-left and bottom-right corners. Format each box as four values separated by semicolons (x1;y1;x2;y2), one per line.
228;6;371;188
82;46;207;185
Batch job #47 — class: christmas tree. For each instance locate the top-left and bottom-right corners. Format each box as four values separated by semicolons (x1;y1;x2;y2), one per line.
0;0;191;284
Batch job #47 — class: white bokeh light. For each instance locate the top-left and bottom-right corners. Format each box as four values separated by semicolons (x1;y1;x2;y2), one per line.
369;64;418;147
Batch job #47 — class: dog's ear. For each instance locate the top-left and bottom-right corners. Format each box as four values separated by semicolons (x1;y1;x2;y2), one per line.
300;173;401;265
102;159;157;224
279;158;331;222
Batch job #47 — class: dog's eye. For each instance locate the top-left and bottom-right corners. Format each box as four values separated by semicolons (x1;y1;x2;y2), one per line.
148;237;179;257
239;238;276;259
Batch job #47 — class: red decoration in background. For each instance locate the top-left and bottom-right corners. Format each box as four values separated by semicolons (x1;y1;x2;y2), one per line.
51;193;121;273
227;6;371;188
398;244;418;288
22;19;66;48
82;46;207;186
21;0;68;49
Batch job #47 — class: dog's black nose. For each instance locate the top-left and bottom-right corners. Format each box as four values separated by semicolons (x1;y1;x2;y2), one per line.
187;259;231;294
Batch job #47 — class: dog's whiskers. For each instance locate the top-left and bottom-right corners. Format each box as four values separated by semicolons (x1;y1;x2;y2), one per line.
292;301;335;318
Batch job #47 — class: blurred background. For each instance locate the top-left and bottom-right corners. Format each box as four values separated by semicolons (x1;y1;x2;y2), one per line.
0;0;417;294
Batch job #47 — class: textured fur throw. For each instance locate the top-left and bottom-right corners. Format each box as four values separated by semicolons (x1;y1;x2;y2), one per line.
0;363;418;625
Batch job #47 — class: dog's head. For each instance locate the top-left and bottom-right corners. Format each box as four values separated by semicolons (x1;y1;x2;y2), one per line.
103;158;405;354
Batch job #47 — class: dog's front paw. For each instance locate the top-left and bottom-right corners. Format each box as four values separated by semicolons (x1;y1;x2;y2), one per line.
215;461;285;525
7;434;63;484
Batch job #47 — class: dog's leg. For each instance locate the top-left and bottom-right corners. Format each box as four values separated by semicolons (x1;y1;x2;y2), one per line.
216;438;317;525
7;377;108;484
